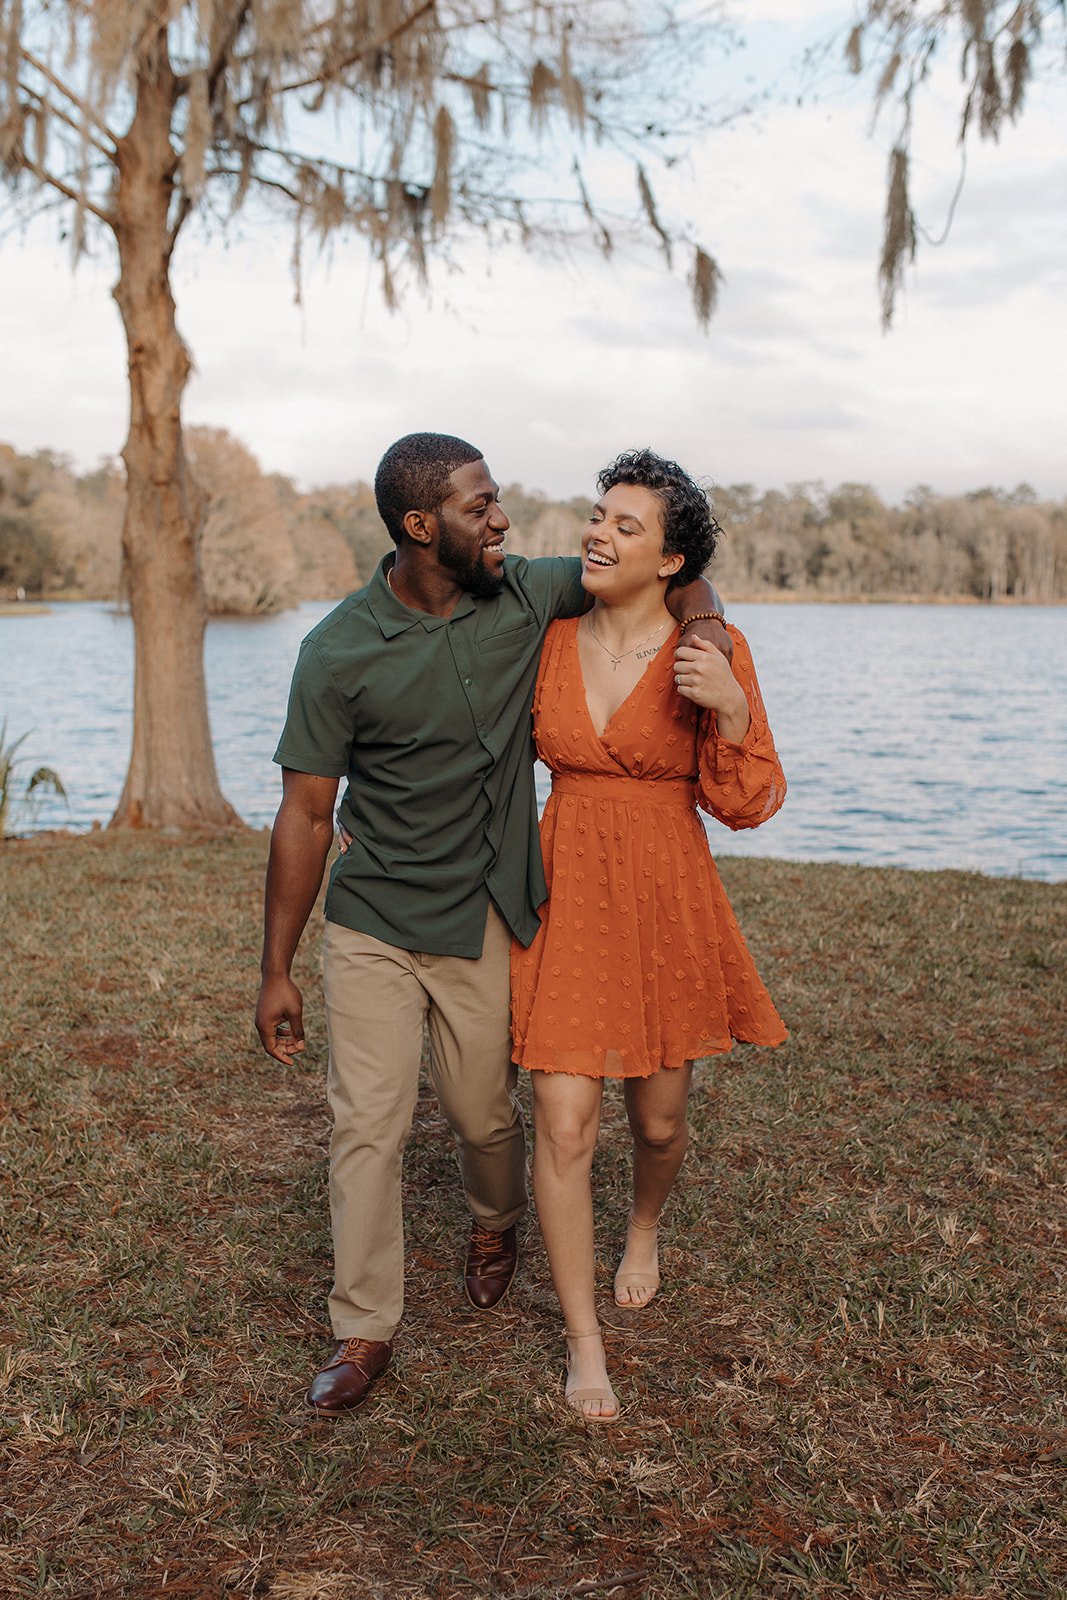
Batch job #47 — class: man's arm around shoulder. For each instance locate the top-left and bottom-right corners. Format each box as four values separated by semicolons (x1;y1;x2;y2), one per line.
666;575;733;661
529;554;732;658
255;769;339;1064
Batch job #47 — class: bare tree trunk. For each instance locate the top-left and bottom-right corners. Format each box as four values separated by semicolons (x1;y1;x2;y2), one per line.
108;38;237;830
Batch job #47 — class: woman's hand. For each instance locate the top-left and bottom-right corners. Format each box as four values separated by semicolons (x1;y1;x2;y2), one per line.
673;635;750;742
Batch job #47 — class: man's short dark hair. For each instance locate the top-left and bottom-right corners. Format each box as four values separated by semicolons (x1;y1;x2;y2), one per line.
596;448;721;588
374;432;484;544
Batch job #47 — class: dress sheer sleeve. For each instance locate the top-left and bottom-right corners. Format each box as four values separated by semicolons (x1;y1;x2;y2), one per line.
696;626;786;832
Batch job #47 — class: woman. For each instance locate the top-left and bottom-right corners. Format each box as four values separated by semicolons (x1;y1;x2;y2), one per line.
510;449;787;1422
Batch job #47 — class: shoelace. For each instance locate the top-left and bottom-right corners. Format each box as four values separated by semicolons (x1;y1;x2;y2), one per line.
337;1337;380;1368
469;1226;507;1256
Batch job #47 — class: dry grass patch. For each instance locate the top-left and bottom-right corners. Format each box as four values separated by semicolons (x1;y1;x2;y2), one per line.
1;835;1064;1599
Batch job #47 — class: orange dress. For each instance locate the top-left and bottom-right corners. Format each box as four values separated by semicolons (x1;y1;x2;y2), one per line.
510;619;788;1077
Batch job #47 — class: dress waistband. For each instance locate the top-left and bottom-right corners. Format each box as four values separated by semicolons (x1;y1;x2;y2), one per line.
551;772;695;807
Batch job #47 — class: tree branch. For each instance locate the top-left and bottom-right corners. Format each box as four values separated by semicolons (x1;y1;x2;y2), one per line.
21;156;117;227
204;165;306;208
167;192;192;254
218;131;388;192
0;186;76;246
17;81;117;163
204;144;702;264
236;0;438;108
21;50;120;148
211;1;254;92
173;0;254;98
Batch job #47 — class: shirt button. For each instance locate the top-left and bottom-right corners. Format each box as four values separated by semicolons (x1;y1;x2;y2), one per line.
464;676;472;686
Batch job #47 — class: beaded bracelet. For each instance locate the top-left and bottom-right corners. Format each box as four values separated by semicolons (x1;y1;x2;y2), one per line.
680;610;726;627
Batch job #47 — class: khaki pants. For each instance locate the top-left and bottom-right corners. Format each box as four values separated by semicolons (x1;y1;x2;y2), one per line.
321;903;527;1340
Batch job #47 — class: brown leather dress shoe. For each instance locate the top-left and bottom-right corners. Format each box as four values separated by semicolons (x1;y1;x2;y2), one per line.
305;1337;392;1414
464;1222;518;1310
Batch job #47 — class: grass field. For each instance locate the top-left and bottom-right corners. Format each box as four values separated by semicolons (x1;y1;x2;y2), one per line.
1;834;1063;1600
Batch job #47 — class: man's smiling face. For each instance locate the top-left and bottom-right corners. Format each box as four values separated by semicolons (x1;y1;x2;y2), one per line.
435;458;510;598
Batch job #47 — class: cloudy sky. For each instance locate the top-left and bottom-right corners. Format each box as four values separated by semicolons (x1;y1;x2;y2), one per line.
3;3;1064;503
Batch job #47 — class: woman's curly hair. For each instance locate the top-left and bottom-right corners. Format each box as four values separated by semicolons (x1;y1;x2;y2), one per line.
596;448;721;588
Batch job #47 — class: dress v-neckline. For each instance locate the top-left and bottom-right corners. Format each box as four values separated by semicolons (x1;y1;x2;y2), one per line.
573;618;678;743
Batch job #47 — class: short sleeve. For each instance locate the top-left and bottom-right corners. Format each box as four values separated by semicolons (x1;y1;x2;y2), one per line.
273;638;353;776
520;556;586;623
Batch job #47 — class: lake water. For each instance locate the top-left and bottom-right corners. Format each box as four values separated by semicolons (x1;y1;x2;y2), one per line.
2;601;1064;882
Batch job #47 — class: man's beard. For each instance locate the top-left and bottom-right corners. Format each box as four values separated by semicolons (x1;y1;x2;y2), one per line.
438;524;506;599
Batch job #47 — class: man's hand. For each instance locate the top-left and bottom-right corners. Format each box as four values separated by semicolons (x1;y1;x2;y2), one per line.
679;612;732;662
255;768;338;1065
674;634;750;742
255;973;307;1065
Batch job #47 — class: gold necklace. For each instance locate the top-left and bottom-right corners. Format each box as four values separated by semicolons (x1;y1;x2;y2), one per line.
584;614;670;671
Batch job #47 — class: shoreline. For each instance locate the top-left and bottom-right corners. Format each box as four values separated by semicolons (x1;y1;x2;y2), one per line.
5;826;1063;887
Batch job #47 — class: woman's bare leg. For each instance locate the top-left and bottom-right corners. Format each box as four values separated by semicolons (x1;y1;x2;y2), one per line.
531;1070;617;1419
616;1063;693;1306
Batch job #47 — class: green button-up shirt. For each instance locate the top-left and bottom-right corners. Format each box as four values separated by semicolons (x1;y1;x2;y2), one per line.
274;553;586;957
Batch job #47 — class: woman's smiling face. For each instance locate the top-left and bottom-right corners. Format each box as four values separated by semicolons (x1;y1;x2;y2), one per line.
581;482;683;599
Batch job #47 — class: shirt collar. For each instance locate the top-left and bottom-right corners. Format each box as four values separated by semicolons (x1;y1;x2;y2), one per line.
366;555;478;637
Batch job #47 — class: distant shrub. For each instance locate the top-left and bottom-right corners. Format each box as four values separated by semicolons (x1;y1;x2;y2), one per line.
0;514;58;595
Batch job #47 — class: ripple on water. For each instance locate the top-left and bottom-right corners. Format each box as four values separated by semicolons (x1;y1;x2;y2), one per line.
2;599;1064;881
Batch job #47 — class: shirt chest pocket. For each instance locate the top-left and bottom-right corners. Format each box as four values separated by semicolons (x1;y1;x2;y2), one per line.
478;620;539;657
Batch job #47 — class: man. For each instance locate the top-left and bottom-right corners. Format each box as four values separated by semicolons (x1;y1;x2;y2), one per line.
255;433;729;1413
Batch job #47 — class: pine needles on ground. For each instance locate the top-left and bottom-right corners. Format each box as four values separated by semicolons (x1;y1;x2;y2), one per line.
1;834;1063;1598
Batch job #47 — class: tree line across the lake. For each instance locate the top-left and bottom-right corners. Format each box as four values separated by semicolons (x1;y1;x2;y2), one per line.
2;431;1064;613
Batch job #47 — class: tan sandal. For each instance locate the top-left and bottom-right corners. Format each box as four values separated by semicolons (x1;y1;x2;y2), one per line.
614;1212;660;1308
564;1328;621;1424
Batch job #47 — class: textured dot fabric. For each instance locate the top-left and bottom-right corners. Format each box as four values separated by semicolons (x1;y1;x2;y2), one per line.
510;619;788;1078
